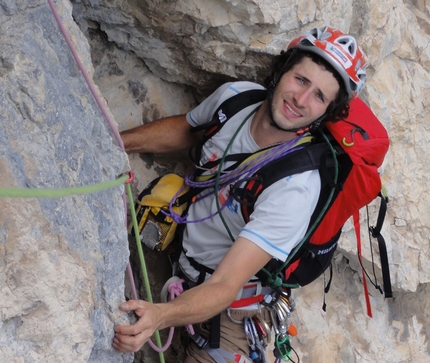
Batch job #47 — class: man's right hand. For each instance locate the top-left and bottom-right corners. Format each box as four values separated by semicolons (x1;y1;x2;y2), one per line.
113;300;162;353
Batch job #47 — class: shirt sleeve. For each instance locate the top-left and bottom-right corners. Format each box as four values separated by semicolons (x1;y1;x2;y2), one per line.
239;170;321;262
186;83;233;127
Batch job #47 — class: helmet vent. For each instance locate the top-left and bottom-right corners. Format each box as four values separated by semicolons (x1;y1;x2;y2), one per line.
336;36;357;57
350;80;358;91
300;38;314;47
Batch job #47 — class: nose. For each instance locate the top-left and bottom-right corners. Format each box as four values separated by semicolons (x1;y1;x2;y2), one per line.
293;88;312;107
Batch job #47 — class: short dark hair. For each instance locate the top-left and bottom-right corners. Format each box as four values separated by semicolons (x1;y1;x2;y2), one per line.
264;49;350;122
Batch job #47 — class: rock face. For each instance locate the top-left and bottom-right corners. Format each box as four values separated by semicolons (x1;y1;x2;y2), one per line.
0;1;131;362
1;0;430;362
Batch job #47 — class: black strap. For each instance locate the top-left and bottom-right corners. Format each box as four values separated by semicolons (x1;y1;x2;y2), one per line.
370;193;393;298
186;252;215;276
182;253;221;348
322;264;333;312
210;313;221;348
191;89;267;134
232;140;337;221
189;89;267;164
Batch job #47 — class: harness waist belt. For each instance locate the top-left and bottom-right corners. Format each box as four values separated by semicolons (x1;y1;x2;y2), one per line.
230;283;273;309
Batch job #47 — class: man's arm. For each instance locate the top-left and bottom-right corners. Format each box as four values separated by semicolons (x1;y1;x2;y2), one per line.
112;237;272;353
120;114;203;154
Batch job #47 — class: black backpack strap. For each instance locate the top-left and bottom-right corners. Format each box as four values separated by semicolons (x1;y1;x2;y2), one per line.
209;313;221;349
233;130;353;289
189;89;267;164
186;253;215;277
370;193;393;298
181;253;220;347
231;141;337;222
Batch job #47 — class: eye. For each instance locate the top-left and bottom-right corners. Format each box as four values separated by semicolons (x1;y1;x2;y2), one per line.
316;91;325;103
296;77;305;84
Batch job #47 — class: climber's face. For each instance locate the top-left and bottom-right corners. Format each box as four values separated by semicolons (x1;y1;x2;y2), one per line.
271;56;340;131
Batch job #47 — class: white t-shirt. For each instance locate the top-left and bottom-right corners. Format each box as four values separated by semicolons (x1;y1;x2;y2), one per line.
180;81;321;282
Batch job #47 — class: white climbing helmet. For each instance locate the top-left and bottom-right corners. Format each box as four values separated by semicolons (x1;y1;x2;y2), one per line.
288;26;367;99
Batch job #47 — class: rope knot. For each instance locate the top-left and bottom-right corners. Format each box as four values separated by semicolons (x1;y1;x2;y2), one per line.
266;275;283;289
168;279;185;298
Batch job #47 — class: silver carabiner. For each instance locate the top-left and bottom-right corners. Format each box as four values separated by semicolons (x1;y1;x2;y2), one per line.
274;302;287;323
227;308;243;324
276;299;292;326
269;308;279;335
273;304;288;340
280;292;296;312
243;316;256;349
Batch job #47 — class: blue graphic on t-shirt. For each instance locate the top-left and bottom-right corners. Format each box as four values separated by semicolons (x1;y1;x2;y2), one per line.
226;197;239;214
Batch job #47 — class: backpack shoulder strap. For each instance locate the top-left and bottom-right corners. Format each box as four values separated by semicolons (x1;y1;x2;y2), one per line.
232;135;343;223
189;89;267;164
370;192;392;298
232;131;352;288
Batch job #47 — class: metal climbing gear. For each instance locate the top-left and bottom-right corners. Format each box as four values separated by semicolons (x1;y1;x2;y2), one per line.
253;314;270;345
244;316;267;363
267;291;300;362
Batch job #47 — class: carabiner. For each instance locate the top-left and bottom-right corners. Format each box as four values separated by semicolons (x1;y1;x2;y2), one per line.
254;314;271;344
244;317;256;349
280;293;296;312
269;309;280;335
276;299;292;326
227;308;243;324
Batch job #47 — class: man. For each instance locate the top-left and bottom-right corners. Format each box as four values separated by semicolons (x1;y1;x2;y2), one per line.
113;26;367;362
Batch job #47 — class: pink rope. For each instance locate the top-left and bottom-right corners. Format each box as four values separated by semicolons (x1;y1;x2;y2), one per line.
168;280;194;335
46;0;124;150
136;279;193;352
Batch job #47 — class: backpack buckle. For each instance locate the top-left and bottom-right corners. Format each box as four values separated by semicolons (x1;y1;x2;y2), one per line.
189;332;208;349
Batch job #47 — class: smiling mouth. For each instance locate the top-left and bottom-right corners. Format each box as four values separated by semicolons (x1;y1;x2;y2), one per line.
285;102;301;117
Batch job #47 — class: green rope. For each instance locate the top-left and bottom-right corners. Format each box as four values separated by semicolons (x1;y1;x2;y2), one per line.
0;174;129;198
264;274;284;289
214;106;260;242
125;182;165;363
